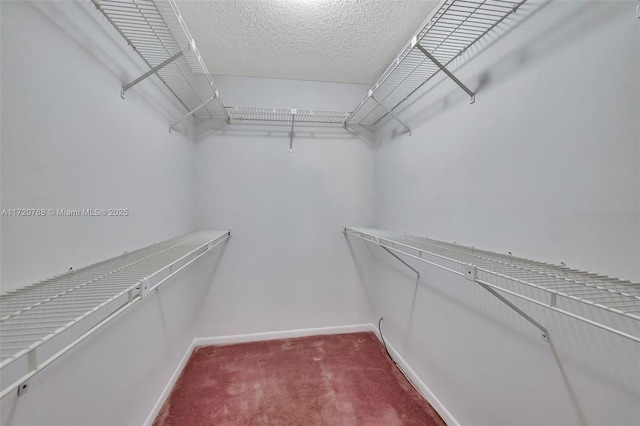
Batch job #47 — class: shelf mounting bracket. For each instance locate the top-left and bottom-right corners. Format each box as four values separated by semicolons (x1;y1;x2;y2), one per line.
465;265;549;342
121;50;184;99
290;109;296;153
381;247;420;280
371;94;412;135
169;95;216;132
415;43;476;104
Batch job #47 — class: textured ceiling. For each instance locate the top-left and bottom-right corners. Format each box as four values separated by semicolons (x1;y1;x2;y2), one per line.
175;0;440;84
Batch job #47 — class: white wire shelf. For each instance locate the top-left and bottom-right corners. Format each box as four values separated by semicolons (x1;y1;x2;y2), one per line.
347;0;526;128
344;227;640;343
92;0;229;126
227;107;351;128
0;230;231;398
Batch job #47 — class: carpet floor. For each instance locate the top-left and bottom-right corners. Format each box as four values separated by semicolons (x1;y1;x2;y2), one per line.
153;332;446;426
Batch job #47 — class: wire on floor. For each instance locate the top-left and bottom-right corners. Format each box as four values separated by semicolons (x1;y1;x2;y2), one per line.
378;317;426;400
378;317;393;360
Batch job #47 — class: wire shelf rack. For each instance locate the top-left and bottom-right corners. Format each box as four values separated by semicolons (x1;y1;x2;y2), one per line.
344;227;640;343
92;0;229;126
0;230;231;398
227;107;351;127
347;0;526;128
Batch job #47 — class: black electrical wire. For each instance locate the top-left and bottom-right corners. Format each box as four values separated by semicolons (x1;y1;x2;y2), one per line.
378;317;393;361
378;316;426;399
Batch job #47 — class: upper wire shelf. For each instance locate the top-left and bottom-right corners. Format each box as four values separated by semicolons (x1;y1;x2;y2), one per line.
345;227;640;343
347;0;526;128
0;230;231;398
92;0;229;127
227;107;351;128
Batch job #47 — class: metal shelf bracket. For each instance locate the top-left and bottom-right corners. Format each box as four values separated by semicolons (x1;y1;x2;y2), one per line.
416;43;476;104
139;278;150;298
479;279;549;342
382;247;420;280
371;93;412;135
121;50;185;99
465;265;549;341
169;95;216;132
290;109;297;153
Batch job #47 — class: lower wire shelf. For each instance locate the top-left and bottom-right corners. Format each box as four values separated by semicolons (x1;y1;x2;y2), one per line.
344;227;640;343
0;230;231;398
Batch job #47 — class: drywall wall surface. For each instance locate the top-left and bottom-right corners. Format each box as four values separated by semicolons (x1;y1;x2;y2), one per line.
363;1;640;425
1;1;208;425
194;76;374;335
194;132;375;335
1;0;198;293
374;0;640;282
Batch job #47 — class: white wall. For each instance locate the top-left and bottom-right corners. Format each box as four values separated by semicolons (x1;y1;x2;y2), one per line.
357;1;640;425
0;1;214;424
3;0;638;425
1;0;197;292
193;76;376;336
374;0;640;283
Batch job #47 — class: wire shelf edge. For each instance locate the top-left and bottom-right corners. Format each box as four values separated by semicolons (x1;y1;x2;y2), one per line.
0;229;231;398
344;226;640;343
347;0;528;129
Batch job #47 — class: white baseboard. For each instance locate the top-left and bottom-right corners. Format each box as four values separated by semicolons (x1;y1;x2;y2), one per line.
192;323;374;347
143;340;196;426
145;323;457;426
369;326;459;426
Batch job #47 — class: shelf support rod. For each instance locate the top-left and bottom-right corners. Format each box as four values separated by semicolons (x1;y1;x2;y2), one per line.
121;51;184;98
169;96;215;132
415;43;475;104
381;247;420;280
476;279;549;342
464;266;549;341
289;109;296;153
371;95;412;135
